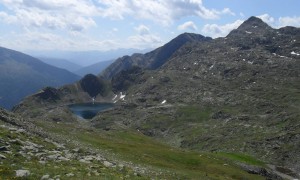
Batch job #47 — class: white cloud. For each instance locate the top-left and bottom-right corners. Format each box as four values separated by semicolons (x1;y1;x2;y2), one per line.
178;21;198;31
257;14;300;28
278;16;300;27
127;34;162;49
257;14;275;25
97;0;235;26
220;8;235;16
135;25;150;35
128;25;162;49
0;0;235;32
202;19;243;38
0;11;17;23
0;0;98;32
99;0;132;20
0;31;121;51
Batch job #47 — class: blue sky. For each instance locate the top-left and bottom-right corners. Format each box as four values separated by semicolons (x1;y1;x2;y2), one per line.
0;0;299;52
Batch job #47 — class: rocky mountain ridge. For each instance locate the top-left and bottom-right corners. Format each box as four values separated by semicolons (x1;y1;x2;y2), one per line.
101;33;212;79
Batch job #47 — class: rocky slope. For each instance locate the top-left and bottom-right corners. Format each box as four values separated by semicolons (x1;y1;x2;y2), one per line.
2;107;274;179
0;47;81;109
101;33;212;79
91;17;300;176
0;108;147;179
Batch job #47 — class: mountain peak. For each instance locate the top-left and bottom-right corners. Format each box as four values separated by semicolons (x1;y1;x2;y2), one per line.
174;32;212;43
227;16;273;38
237;16;272;31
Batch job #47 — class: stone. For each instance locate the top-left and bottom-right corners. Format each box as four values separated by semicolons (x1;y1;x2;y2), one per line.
16;129;26;133
39;161;46;164
16;170;30;177
35;152;46;157
103;161;114;167
58;156;70;161
64;153;73;159
118;164;125;169
79;159;91;164
83;155;94;161
0;154;6;159
66;173;74;177
47;154;59;160
41;174;50;180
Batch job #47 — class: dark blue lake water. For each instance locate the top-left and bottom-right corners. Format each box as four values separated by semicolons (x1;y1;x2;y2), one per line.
68;102;114;119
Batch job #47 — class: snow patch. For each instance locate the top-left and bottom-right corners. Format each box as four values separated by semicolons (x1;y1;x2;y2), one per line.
113;92;126;103
161;100;166;104
279;55;287;58
112;95;117;100
120;92;126;100
209;64;214;70
247;61;253;65
245;31;252;34
291;51;300;56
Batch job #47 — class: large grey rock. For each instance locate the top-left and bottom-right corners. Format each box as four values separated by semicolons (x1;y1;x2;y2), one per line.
16;170;30;177
103;161;114;167
41;174;50;180
0;154;6;159
66;173;74;177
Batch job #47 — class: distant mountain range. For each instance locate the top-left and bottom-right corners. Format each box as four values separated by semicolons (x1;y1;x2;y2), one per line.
27;48;150;67
74;59;115;77
39;57;115;77
0;47;81;109
39;57;83;72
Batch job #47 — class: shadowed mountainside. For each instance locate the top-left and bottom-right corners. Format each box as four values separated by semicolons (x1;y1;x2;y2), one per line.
0;47;80;109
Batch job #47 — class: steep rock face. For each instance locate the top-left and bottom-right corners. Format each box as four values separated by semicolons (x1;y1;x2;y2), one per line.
0;47;80;109
92;17;300;173
80;74;108;97
101;33;212;79
111;66;145;93
35;87;60;101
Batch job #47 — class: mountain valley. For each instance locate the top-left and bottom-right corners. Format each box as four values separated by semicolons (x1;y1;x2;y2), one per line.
1;16;300;179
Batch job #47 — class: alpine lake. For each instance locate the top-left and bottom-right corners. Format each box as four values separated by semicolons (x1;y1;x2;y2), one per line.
68;102;114;119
